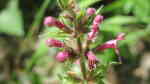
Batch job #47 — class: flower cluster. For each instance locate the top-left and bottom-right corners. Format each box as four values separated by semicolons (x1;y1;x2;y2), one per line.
44;7;125;71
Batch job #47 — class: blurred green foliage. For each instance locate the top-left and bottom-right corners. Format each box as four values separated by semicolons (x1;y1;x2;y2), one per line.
0;0;24;36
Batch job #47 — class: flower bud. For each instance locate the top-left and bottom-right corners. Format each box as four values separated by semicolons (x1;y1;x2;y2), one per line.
44;16;66;29
87;24;99;41
46;38;64;48
44;16;56;26
91;24;99;32
88;31;97;41
93;15;103;24
87;8;96;16
56;51;70;62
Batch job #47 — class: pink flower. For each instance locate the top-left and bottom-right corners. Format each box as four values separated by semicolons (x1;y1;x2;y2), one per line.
96;33;125;63
96;33;125;51
56;51;70;62
93;15;103;25
87;8;96;16
44;16;65;29
46;38;64;48
86;51;98;70
96;40;117;51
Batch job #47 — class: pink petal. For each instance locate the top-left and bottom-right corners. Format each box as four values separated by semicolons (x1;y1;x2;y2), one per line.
116;33;125;40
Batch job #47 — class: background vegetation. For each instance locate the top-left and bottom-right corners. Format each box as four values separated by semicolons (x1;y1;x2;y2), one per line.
0;0;150;84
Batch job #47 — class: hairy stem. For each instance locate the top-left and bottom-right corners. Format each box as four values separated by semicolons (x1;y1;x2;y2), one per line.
77;38;87;82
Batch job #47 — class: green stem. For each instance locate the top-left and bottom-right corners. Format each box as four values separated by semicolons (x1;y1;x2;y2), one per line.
77;38;87;82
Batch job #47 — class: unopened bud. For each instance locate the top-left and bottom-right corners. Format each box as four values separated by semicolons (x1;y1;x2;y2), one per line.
44;16;56;26
46;38;64;48
93;15;103;24
56;51;70;62
44;16;66;29
87;8;96;16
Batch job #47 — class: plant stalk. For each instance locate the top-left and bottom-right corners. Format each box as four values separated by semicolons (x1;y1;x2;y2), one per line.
77;37;87;83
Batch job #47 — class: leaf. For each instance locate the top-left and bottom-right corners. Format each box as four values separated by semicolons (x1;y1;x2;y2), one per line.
57;0;69;9
0;0;24;36
102;0;125;13
123;0;134;14
103;16;138;25
134;0;150;23
100;16;138;33
42;27;69;40
26;38;49;71
78;0;101;8
96;5;104;14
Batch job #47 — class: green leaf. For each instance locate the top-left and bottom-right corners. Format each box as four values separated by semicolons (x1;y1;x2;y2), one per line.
134;0;150;23
103;16;138;25
57;0;69;9
0;0;24;36
96;5;104;14
100;16;138;33
102;0;125;13
78;0;101;8
43;27;69;40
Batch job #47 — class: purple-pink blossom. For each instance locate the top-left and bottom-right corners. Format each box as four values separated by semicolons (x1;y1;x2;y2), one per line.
87;8;96;16
96;40;117;51
56;51;70;62
96;33;125;51
86;51;97;70
46;38;64;48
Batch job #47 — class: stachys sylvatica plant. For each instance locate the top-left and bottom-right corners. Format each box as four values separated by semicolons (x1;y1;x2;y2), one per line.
43;0;125;83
